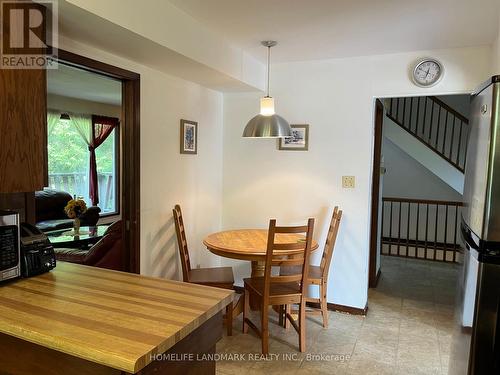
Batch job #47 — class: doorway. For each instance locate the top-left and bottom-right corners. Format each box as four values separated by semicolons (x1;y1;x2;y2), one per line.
47;50;140;273
369;94;469;285
368;94;470;374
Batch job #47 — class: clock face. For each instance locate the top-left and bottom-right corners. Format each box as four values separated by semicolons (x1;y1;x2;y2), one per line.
413;59;443;87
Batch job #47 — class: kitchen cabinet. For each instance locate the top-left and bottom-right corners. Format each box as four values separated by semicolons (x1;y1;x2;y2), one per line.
0;66;47;192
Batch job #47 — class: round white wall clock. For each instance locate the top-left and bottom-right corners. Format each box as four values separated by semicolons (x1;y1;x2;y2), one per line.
412;58;444;87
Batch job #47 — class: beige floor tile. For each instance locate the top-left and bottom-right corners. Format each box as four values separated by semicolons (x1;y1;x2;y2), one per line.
216;256;458;375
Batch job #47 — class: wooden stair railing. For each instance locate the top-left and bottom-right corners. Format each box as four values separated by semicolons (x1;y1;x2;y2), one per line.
386;96;469;172
381;197;463;263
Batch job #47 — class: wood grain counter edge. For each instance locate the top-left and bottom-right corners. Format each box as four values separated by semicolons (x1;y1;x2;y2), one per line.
0;264;235;374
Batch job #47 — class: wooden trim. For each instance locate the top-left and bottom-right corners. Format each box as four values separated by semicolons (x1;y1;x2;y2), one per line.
381;197;462;263
306;301;368;316
382;236;461;251
372;269;382;288
54;49;140;81
122;78;141;274
429;96;469;124
55;49;141;274
382;196;463;206
382;252;458;263
369;99;384;288
461;326;473;335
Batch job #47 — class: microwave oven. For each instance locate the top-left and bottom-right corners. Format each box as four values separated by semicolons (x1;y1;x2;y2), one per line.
0;210;21;282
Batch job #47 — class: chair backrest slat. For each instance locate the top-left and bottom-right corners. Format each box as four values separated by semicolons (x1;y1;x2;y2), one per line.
273;242;306;251
172;204;192;282
263;218;315;299
271;258;305;267
274;225;310;234
320;206;342;279
270;274;303;283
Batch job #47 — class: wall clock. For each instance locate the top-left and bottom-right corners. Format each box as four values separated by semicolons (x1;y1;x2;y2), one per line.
412;58;444;87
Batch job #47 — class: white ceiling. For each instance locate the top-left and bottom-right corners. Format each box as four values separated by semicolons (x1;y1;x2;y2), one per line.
47;63;122;105
168;0;499;63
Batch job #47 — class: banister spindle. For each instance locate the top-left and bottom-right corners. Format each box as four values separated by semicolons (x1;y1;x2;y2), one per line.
409;97;414;132
415;97;421;135
397;201;402;256
422;97;428;139
450;117;456;162
434;204;439;260
436;106;442;149
424;204;429;259
402;97;407;127
457;120;463;166
442;112;448;154
395;98;400;122
428;99;435;142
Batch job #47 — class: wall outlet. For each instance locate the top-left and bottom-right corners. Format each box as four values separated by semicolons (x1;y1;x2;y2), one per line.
342;176;355;188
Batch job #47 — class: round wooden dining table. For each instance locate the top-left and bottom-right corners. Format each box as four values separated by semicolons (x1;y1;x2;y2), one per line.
203;229;319;277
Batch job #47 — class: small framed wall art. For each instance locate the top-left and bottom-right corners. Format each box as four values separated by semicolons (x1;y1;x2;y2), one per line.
180;119;198;154
279;124;309;151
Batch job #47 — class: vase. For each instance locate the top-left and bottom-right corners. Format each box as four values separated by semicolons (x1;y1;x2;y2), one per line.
73;218;81;235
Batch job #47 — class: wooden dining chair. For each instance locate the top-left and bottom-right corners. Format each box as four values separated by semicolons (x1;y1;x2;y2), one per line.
242;218;314;354
172;204;235;335
306;206;342;327
281;206;342;328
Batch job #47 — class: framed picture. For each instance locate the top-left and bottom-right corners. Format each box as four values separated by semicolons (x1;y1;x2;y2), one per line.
180;119;198;154
279;124;309;151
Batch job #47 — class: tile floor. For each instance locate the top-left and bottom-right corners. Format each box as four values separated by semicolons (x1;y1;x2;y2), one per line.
215;255;459;375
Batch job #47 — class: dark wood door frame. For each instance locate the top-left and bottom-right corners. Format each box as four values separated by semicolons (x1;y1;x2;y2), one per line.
369;99;384;288
54;49;141;274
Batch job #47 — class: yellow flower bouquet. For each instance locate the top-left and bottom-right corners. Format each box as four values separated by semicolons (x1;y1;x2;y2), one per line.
64;199;87;219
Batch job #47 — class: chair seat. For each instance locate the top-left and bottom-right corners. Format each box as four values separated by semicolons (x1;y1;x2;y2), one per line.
188;267;234;288
243;276;302;300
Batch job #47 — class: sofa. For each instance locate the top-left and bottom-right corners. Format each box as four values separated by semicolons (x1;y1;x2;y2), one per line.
54;220;124;271
35;189;101;232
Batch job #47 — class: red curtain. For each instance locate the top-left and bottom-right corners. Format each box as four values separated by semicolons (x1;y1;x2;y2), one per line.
89;115;119;206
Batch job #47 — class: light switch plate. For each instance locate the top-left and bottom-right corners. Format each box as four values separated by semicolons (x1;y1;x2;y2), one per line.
342;176;355;188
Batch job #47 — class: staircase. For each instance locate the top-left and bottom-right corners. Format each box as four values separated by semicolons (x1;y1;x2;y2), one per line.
386;96;469;173
380;95;469;263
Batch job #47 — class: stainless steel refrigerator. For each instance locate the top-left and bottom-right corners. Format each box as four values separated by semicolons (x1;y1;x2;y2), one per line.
451;76;500;374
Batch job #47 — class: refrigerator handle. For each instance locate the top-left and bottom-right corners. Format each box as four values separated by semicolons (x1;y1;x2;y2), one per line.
460;221;479;251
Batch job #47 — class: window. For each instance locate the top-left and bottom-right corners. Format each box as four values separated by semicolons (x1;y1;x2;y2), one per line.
47;116;119;215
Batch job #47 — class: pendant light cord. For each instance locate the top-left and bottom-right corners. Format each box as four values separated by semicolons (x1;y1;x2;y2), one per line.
266;45;271;97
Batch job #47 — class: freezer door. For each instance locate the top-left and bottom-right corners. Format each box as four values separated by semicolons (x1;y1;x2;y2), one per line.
463;83;495;240
484;82;500;241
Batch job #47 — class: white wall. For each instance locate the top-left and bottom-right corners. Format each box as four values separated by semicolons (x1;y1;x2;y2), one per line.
492;11;500;74
383;115;464;194
62;0;265;91
382;137;462;201
222;46;491;309
435;94;470;120
58;36;224;279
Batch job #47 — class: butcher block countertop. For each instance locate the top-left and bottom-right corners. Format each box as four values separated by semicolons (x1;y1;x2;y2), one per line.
0;262;234;374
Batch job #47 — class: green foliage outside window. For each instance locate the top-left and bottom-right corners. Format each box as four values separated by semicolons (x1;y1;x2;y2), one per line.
48;120;114;175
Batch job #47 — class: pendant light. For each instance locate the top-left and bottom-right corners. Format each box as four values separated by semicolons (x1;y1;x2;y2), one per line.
242;41;292;138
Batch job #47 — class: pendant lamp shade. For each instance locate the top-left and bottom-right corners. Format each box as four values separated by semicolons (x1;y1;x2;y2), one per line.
242;41;292;138
242;114;291;138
